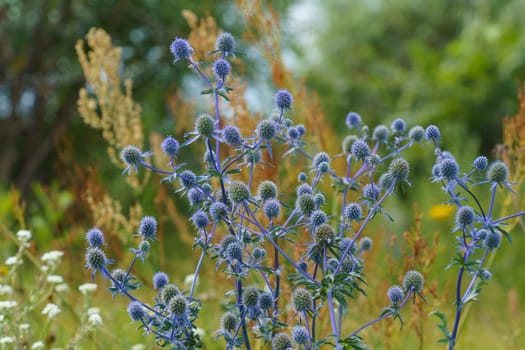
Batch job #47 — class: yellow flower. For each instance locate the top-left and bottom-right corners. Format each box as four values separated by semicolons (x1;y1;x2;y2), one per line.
429;204;454;220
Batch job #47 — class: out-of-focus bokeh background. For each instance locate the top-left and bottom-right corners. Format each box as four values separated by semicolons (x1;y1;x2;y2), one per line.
1;0;524;349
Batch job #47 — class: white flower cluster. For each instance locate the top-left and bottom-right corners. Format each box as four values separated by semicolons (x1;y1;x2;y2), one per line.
87;307;103;326
42;303;61;319
41;250;64;266
78;283;97;295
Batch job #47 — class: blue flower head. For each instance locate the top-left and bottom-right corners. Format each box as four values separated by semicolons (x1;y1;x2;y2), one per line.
473;156;488;171
153;272;169;290
138;216;158;240
373;125;389;143
391;118;406;134
215;32;235;56
213;58;231;80
292;326;309;345
425;125;440;140
263;199;280;219
120;145;152;175
86;228;104;247
223;125;242;145
345;112;362;129
191;210;209;230
161;136;180;157
351;140;370;160
127;301;146;322
387;285;404;305
274;89;293;111
170;38;193;62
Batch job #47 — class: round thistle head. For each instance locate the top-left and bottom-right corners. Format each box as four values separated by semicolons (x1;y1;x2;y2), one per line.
317;161;330;173
188;188;204;206
425;125;440;140
139;240;150;255
258;180;278;201
226;242;243;262
138;216;157;240
287;126;299;140
476;229;488;240
272;333;293;350
292;288;313;312
480;269;492;280
315;224;335;244
191;210;209;229
314;193;326;207
313;152;330;169
178;170;197;189
345;112;362;129
485;230;501;250
274;89;293;110
161;136;180;157
388;157;410;182
228;181;250;204
351;140;370;160
223;125;242;145
244;148;261;164
340;238;357;254
111;268;127;285
359;237;373;252
85;247;107;271
344;203;362;222
366;154;381;167
216;32;235;55
387;285;404;305
296;183;313;196
403;270;424;293
363;183;381;201
170;38;193;61
242;287;259;307
213;58;231;79
292;326;309;345
487;161;508;184
220;235;238;252
391;118;406;134
439;158;459;180
297;260;308;272
257;119;276;140
455;206;475;228
153;272;169;290
373;125;389;142
431;164;441;177
253;247;266;260
161;284;180;304
120;145;142;168
221;311;237;333
263;199;281;219
409;126;425;143
127;301;145;322
310;210;327;227
296;193;316;215
342;134;359;154
296;124;306;136
195;114;215;137
298;172;308;182
473;156;488;171
259;291;273;310
169;295;188;316
209;202;229;221
86;228;104;247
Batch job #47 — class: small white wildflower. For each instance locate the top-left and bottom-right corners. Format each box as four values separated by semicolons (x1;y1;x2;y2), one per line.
41;265;49;272
16;229;32;241
31;341;45;349
131;345;145;350
19;323;30;330
55;283;69;293
5;256;19;265
88;312;103;326
46;275;64;284
0;337;14;344
41;251;64;265
0;301;17;310
0;315;4;322
42;303;61;319
183;273;199;288
78;283;97;295
194;327;205;337
0;284;13;295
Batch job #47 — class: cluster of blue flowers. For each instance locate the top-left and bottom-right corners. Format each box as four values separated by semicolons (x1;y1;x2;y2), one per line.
84;33;523;350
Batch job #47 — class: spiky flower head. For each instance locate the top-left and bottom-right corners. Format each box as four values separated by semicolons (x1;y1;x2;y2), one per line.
455;206;475;228
310;210;327;227
213;58;230;79
242;287;259;307
169;295;188;316
226;242;243;262
313;152;330;170
253;247;266;260
403;270;424;293
391;118;406;134
259;291;273;310
127;301;145;322
292;288;313;312
228;181;250;204
223;125;242;145
351;139;370;160
476;229;488;240
487;161;508;184
485;230;501;250
138;216;157;240
373;125;389;142
314;193;326;206
292;326;309;345
195;113;215;137
244;148;261;164
178;170;197;189
439;158;459;180
161;136;180;157
315;224;335;244
209;202;229;222
272;333;293;350
388;157;410;182
120;145;143;173
432;164;441;178
86;228;104;247
297;193;316;216
480;269;492;280
363;183;381;201
257;119;276;140
296;124;306;136
263;199;281;219
153;272;169;290
191;210;209;229
221;311;237;333
342;134;359;154
409;126;425;143
161;284;180;304
296;183;313;196
366;154;381;167
298;172;308;182
387;285;404;305
425;125;440;140
359;237;373;252
473;156;488;171
111;268;127;285
139;240;150;255
220;236;238;252
258;180;278;201
345;112;362;129
85;247;107;271
274;90;293;110
170;38;193;62
216;32;235;55
287;126;299;140
344;203;362;222
188;188;204;206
